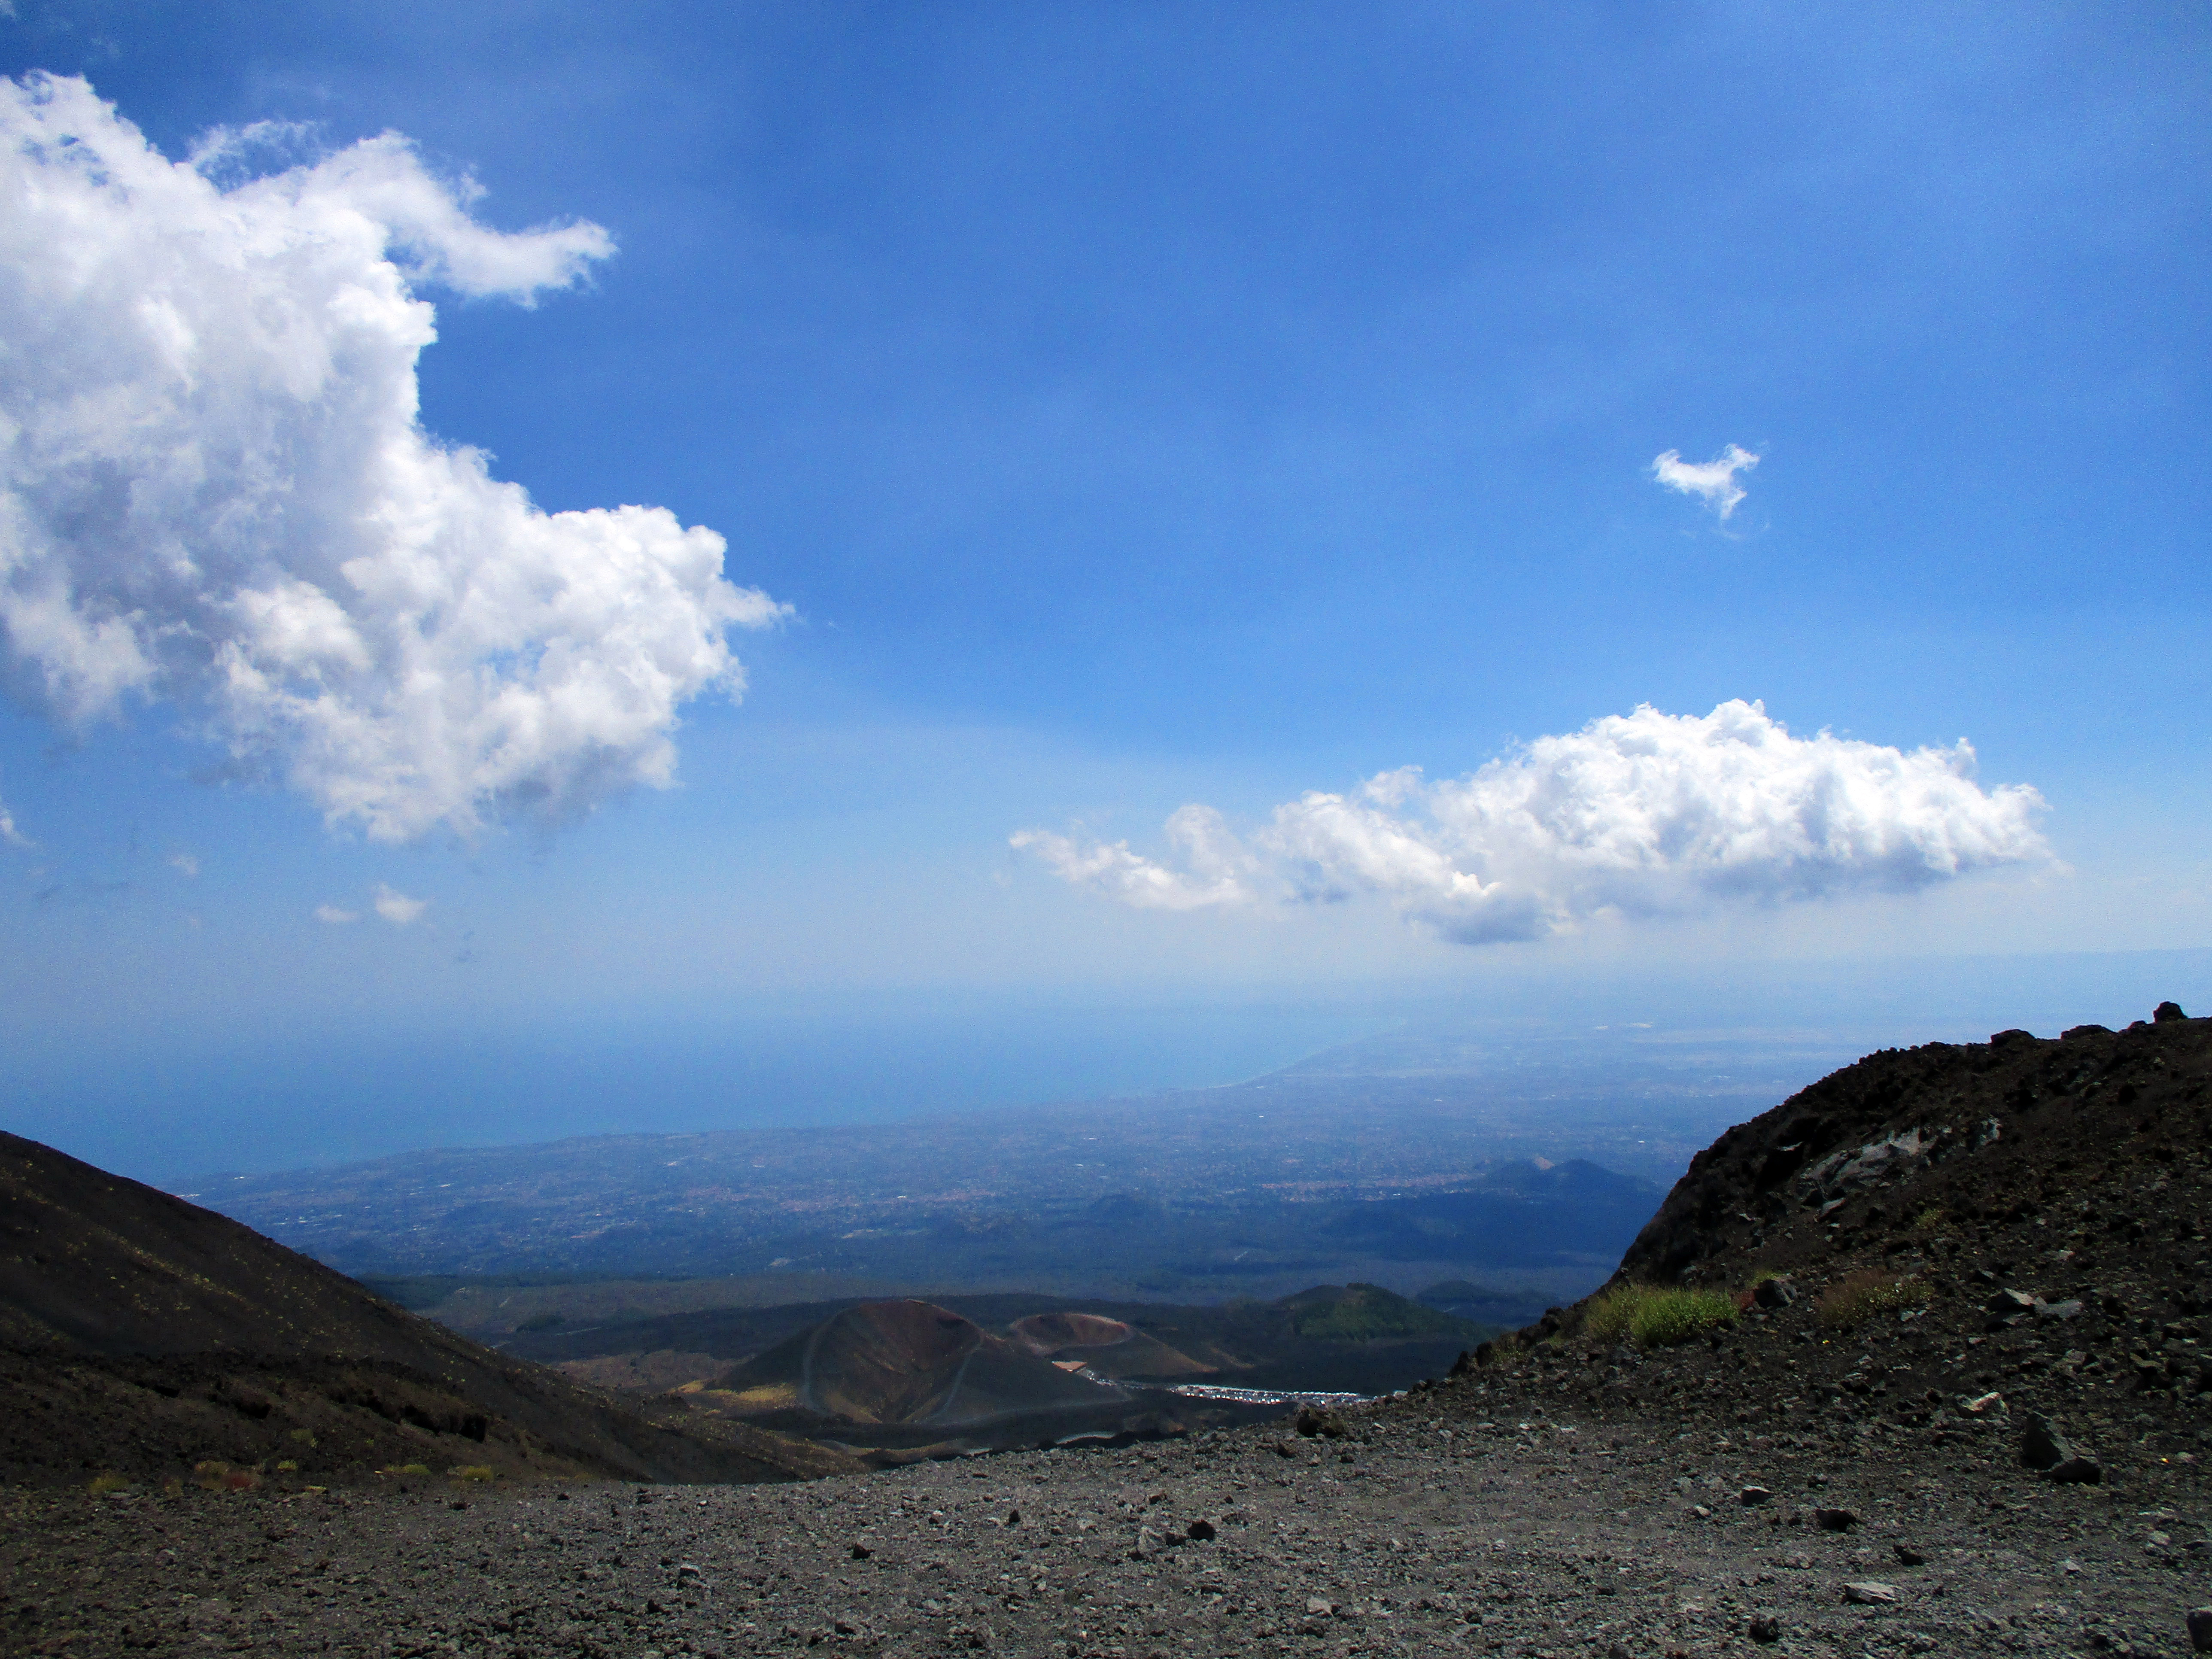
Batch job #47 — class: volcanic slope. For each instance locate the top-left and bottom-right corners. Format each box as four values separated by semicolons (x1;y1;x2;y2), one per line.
1446;1003;2211;1484
0;1132;856;1488
686;1300;1281;1464
714;1299;1129;1424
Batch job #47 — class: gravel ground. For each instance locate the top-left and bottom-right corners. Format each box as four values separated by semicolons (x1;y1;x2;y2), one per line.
7;1394;2206;1659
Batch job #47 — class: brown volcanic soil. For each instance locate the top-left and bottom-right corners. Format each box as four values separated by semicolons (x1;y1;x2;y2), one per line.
4;1010;2208;1658
711;1300;1127;1428
1009;1311;1218;1380
0;1133;854;1489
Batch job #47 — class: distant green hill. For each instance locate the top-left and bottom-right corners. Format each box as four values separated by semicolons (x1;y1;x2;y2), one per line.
1281;1282;1478;1341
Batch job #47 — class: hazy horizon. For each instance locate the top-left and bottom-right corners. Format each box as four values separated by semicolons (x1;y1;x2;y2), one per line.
5;943;2197;1188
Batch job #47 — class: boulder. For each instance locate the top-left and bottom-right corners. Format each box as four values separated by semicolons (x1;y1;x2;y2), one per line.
2020;1415;2074;1471
1294;1404;1349;1439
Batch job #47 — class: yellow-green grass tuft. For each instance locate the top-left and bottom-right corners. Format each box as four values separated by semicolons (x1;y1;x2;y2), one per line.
1585;1283;1738;1347
1816;1270;1931;1331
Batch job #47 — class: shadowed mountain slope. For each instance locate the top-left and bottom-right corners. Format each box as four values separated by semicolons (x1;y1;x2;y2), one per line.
0;1133;855;1488
1442;1004;2210;1484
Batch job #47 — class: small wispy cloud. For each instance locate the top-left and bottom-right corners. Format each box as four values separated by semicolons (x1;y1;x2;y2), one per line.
0;796;28;848
1652;444;1760;520
313;904;359;924
372;883;427;925
169;851;199;877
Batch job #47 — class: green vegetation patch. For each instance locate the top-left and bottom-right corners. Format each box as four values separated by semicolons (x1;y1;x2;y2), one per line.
1816;1269;1932;1331
1285;1282;1474;1341
1585;1282;1739;1347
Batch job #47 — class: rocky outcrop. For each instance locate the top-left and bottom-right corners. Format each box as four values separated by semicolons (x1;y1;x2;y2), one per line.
1610;1005;2209;1288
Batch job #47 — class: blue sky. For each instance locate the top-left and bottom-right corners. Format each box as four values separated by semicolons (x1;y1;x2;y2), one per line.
0;4;2206;1175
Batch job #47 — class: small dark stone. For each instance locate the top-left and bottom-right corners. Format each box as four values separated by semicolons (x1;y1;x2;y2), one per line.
1753;1277;1796;1310
1739;1485;1773;1507
1004;1508;1020;1527
2187;1607;2212;1653
1990;1288;2038;1314
850;1543;872;1560
1893;1544;1926;1566
2045;1456;2103;1485
1294;1405;1349;1439
2021;1415;2074;1471
1814;1507;1860;1532
1747;1615;1783;1644
1185;1518;1216;1541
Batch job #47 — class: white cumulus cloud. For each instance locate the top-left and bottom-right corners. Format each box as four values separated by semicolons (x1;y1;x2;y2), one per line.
0;75;787;842
371;883;426;924
1652;444;1760;520
1015;701;2053;945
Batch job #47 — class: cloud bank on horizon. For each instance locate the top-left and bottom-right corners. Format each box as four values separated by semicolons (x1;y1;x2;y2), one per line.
1653;444;1760;520
1014;700;2053;945
0;75;785;843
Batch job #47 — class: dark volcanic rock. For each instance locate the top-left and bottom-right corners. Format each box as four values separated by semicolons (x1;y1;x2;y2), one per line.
1611;1005;2212;1291
2021;1414;2075;1470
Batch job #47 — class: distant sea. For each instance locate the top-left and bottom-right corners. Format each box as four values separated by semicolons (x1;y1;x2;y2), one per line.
9;946;2205;1187
11;999;1398;1184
